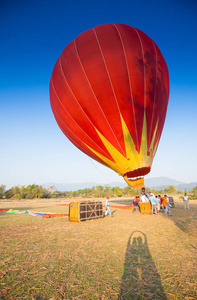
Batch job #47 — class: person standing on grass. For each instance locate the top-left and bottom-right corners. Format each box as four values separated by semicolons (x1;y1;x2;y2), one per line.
183;193;189;209
105;196;111;216
149;193;157;215
159;195;165;212
132;196;140;212
163;194;172;216
155;196;161;213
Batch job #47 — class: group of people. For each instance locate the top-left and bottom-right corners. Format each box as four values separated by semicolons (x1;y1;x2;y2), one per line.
132;192;172;216
105;192;190;217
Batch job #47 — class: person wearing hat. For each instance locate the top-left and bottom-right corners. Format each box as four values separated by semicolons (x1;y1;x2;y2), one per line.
105;196;111;216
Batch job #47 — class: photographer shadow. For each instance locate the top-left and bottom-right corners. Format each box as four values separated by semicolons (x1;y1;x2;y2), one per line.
119;231;166;300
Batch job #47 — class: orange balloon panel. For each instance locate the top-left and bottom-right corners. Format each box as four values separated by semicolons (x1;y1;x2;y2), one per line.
50;24;170;189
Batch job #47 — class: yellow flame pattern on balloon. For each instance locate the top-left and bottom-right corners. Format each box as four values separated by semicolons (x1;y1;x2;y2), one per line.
85;112;159;188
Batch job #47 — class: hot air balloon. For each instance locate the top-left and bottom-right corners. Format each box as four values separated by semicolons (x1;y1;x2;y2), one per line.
49;24;169;189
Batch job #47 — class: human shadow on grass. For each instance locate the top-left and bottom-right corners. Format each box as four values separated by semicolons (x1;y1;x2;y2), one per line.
119;231;166;300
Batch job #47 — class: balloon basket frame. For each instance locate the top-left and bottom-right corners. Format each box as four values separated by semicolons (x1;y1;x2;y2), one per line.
69;201;103;222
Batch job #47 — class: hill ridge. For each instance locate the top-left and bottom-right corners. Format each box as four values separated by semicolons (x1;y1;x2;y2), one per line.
43;177;197;192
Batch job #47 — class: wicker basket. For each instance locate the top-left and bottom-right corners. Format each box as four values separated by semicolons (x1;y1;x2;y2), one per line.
139;202;151;214
169;197;175;208
69;201;103;222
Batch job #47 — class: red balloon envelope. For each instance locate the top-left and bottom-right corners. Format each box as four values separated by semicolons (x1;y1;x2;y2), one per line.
50;24;170;189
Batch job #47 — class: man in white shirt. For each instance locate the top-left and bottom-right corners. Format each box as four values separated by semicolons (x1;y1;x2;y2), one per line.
105;196;112;215
141;194;149;202
183;193;189;209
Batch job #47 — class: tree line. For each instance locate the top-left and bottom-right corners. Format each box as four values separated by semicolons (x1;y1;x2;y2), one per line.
0;184;197;200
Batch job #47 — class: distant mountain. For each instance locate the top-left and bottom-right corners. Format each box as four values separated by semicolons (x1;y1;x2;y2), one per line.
43;177;197;192
176;182;197;192
145;177;197;191
43;181;129;191
43;182;97;192
144;177;183;187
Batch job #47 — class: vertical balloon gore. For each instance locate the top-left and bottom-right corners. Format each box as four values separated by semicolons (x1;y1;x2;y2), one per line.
50;23;170;189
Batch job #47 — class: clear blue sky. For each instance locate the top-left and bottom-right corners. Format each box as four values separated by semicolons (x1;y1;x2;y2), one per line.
1;0;197;189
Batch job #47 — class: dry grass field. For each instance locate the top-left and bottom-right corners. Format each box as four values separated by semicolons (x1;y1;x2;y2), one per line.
0;197;197;300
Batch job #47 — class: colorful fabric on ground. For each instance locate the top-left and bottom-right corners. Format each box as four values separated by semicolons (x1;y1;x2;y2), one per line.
0;209;68;218
6;209;22;214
